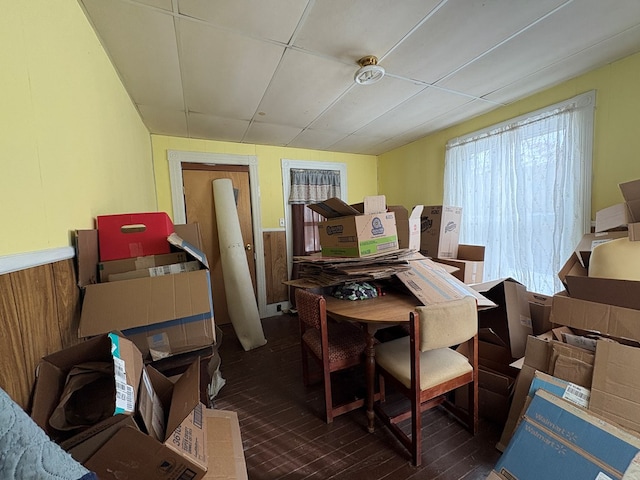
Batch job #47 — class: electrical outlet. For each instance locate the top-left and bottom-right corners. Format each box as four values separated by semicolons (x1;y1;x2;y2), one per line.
279;218;285;227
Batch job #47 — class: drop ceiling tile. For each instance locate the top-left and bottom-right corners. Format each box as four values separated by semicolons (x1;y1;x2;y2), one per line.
310;75;424;132
177;0;307;43
138;104;188;136
179;18;285;118
439;0;640;97
328;133;389;154
383;0;567;84
244;121;303;146
135;0;173;11
356;87;474;137
187;112;250;142
412;99;499;136
293;0;441;63
82;0;184;108
254;49;355;128
287;128;349;151
485;24;640;105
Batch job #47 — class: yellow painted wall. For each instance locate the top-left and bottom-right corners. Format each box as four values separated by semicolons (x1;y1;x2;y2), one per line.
0;1;154;257
379;51;640;219
151;136;378;227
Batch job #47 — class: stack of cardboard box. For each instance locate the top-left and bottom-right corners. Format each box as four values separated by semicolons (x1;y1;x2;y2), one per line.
488;179;640;479
75;213;216;361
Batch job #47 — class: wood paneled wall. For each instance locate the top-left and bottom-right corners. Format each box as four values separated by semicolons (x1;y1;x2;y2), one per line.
263;231;289;304
0;259;81;409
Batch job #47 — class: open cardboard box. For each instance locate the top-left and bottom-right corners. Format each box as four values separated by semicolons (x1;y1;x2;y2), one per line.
309;196;399;258
558;252;640;310
76;227;216;360
84;359;208;480
30;332;143;442
388;204;423;251
434;244;485;284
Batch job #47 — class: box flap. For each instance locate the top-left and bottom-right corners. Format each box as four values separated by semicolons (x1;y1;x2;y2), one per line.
168;232;209;269
203;410;248;480
363;195;386;214
620;178;640;203
165;359;200;441
308;197;360;218
595;203;628;232
75;230;99;288
456;244;485;261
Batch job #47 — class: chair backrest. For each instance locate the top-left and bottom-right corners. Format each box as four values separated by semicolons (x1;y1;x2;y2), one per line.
295;289;325;330
415;296;477;351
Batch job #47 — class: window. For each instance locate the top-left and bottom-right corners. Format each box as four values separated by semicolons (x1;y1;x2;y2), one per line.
444;91;595;295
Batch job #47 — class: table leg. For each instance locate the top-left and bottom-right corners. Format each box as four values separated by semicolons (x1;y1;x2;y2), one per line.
364;324;376;433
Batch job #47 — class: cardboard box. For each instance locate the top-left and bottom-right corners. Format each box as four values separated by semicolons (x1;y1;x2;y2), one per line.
455;363;514;425
108;260;201;282
30;333;143;441
528;371;590;408
311;196;399;258
595;203;629;233
394;255;496;308
550;292;640;342
85;360;208;480
472;278;532;359
419;205;462;259
629;222;640;241
388;205;423;251
620;178;640;223
203;409;248;480
78;231;216;360
97;212;175;261
494;389;640;480
434;244;484;284
591;340;640;435
574;231;629;267
528;292;553;336
558;252;640;310
99;252;189;282
496;335;595;452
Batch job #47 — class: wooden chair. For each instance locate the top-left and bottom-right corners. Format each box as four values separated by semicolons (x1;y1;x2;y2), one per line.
373;296;478;466
296;288;368;423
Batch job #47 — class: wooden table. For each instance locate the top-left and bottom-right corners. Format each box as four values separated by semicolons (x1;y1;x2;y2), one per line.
324;292;417;432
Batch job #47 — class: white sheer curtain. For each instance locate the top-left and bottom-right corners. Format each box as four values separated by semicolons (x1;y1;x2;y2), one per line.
444;91;595;295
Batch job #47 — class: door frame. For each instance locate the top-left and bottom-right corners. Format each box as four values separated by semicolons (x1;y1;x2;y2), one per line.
280;159;347;286
168;150;267;318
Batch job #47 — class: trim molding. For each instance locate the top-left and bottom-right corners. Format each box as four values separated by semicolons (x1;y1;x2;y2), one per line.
0;246;75;275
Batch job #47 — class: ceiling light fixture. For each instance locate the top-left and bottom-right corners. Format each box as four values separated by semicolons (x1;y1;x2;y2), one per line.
354;55;385;85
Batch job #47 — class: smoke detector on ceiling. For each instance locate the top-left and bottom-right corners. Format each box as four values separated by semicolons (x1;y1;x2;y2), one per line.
354;55;385;85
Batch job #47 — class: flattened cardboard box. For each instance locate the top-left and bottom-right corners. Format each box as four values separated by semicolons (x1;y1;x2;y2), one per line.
78;231;215;359
203;409;248;480
30;333;143;441
591;340;640;435
85;360;207;480
494;390;640;480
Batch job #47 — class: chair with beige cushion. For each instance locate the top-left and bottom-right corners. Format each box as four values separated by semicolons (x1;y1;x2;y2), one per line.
296;288;368;423
374;296;478;466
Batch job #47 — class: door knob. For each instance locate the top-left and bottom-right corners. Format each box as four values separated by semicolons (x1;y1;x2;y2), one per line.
245;243;253;252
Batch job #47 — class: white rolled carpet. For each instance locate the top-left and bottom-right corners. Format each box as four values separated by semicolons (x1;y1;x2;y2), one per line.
213;178;267;351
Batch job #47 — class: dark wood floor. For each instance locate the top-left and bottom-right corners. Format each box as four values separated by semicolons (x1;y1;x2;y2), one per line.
213;314;503;480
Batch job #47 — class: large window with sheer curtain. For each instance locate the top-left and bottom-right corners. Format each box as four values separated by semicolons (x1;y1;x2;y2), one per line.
443;91;595;295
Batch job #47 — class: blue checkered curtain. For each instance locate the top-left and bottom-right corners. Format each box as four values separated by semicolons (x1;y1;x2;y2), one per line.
288;168;341;204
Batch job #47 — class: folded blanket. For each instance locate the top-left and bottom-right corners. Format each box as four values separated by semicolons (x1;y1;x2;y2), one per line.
0;387;97;479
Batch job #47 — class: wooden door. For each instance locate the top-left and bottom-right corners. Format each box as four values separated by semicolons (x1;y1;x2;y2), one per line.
182;164;256;325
